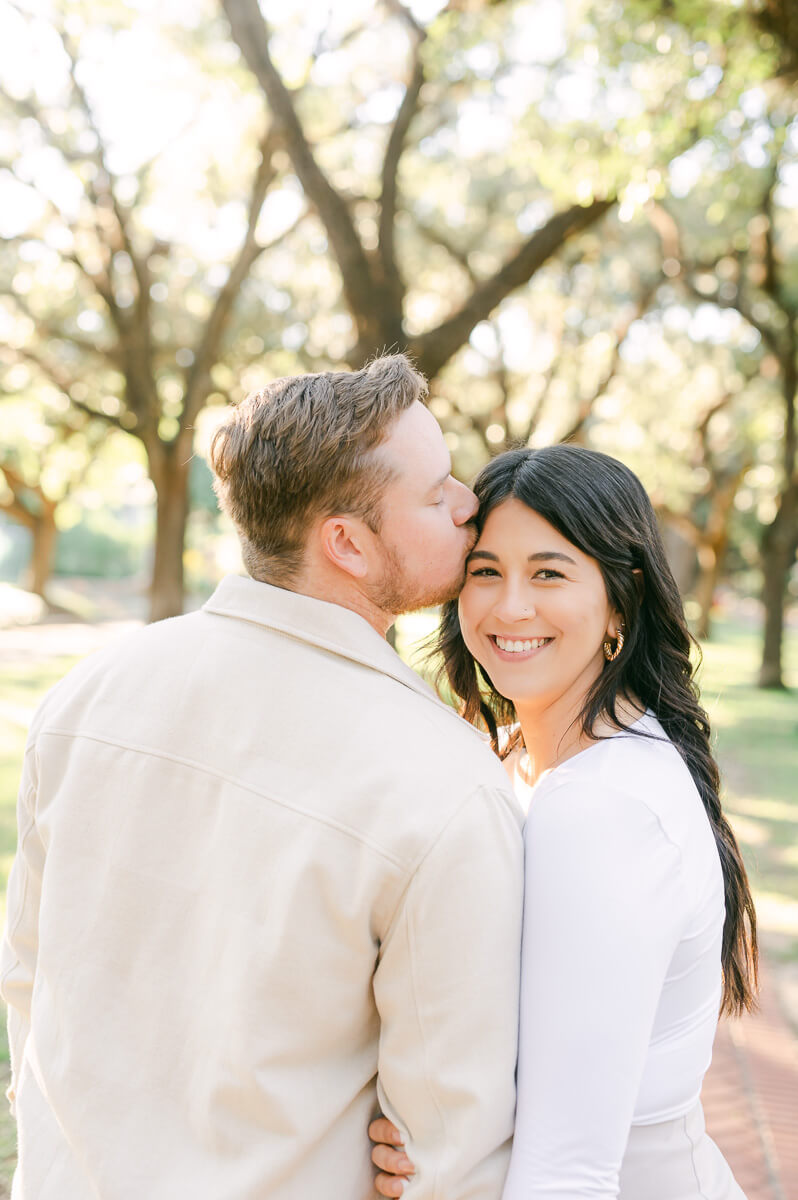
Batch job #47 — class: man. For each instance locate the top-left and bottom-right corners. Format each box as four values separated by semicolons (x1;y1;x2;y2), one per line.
1;354;523;1198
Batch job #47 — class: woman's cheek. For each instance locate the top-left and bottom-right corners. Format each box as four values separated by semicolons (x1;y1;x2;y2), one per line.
457;592;481;658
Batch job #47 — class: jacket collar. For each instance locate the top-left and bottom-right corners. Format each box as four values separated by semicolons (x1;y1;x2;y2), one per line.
203;574;468;725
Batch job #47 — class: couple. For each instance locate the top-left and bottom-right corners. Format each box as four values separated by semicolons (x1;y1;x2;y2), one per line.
1;354;757;1199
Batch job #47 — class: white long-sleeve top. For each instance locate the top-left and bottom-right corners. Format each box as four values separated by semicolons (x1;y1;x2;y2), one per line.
503;712;725;1200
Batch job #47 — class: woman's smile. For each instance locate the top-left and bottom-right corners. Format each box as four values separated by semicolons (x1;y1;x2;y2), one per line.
488;634;554;661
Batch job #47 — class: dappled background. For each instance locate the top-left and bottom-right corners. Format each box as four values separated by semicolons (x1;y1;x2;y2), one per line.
0;0;796;1192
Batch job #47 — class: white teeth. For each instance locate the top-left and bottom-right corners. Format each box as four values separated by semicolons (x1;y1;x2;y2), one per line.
494;636;549;653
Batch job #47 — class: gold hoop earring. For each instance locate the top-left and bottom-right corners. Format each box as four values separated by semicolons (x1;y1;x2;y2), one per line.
603;628;624;662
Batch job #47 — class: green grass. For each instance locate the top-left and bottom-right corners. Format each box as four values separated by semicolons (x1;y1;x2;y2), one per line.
0;656;79;1194
697;618;798;963
0;621;793;1190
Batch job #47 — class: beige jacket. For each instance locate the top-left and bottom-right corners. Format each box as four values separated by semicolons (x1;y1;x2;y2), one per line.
1;576;524;1200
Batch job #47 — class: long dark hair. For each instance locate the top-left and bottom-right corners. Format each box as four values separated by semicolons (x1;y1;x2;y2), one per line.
438;445;758;1016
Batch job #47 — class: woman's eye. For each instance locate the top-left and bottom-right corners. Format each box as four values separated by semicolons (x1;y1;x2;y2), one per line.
468;566;500;577
535;568;564;580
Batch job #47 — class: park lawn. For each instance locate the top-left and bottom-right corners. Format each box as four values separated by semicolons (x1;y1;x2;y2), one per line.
696;618;798;964
0;656;79;1194
0;619;793;1192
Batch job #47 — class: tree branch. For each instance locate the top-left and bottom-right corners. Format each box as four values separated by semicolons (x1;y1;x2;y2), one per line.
222;0;378;346
409;198;615;381
560;274;661;443
648;202;786;359
377;3;426;310
0;464;38;529
520;351;564;446
5;9;161;424
0;287;122;364
181;129;285;431
68;395;129;432
410;216;479;284
0;346;130;432
55;25;154;337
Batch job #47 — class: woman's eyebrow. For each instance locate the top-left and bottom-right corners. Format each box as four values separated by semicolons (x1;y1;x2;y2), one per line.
528;551;576;564
467;549;577;564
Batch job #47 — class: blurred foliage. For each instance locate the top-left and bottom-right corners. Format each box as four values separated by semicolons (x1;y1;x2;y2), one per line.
0;0;794;669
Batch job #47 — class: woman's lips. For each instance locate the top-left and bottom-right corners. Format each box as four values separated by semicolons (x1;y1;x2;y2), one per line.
488;635;553;662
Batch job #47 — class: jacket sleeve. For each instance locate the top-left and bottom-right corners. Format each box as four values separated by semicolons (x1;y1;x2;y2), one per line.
373;784;524;1200
0;738;45;1116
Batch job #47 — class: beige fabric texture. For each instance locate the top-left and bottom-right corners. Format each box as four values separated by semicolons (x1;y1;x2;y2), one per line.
1;575;524;1200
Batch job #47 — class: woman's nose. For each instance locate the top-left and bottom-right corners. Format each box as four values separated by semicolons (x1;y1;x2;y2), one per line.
493;586;536;624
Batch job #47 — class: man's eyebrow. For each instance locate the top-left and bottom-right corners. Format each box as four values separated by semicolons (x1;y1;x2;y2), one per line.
466;549;577;564
429;465;453;492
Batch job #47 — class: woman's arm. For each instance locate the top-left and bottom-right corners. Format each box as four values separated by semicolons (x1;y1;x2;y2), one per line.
502;777;686;1200
369;775;688;1199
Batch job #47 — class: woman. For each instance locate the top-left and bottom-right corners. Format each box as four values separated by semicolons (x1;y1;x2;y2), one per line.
370;444;757;1200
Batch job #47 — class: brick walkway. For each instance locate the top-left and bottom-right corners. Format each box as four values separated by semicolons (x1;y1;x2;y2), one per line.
703;957;798;1200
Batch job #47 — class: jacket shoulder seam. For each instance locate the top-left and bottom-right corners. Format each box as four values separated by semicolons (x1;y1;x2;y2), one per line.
40;727;411;871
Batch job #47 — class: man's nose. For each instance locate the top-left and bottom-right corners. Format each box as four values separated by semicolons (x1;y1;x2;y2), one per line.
452;481;478;526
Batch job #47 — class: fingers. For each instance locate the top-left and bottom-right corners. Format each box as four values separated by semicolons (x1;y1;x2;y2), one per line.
371;1144;415;1176
376;1172;409;1197
368;1118;404;1146
369;1117;416;1195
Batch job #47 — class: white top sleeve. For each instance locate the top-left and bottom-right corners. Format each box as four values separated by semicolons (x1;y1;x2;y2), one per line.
502;772;687;1200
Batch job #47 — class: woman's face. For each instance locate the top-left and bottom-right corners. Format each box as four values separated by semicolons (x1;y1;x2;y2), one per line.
457;498;621;717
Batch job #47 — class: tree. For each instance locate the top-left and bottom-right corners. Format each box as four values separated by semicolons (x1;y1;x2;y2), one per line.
0;2;302;619
0;460;57;599
221;0;615;384
651;130;797;684
631;0;797;682
426;247;663;470
656;390;754;639
0;392;109;601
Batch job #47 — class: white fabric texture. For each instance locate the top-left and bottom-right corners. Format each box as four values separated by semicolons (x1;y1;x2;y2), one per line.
503;713;727;1200
1;575;524;1200
618;1104;745;1200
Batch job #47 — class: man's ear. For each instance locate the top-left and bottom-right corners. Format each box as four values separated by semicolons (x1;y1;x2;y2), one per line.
318;515;371;580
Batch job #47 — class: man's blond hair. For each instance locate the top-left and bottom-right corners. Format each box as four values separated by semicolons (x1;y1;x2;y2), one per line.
210;354;428;585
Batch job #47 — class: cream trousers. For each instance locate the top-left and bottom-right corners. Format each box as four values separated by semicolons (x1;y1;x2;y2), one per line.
619;1104;746;1200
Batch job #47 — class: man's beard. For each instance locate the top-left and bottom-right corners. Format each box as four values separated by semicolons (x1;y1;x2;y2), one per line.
367;536;472;617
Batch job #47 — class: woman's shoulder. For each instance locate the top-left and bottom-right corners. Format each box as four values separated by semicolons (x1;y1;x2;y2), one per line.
531;712;674;791
529;713;710;853
594;712;694;789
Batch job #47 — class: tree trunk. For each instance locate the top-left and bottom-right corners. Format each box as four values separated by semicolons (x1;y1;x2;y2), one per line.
758;479;798;689
694;542;720;641
695;526;734;641
694;482;739;640
148;436;192;623
27;507;58;600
